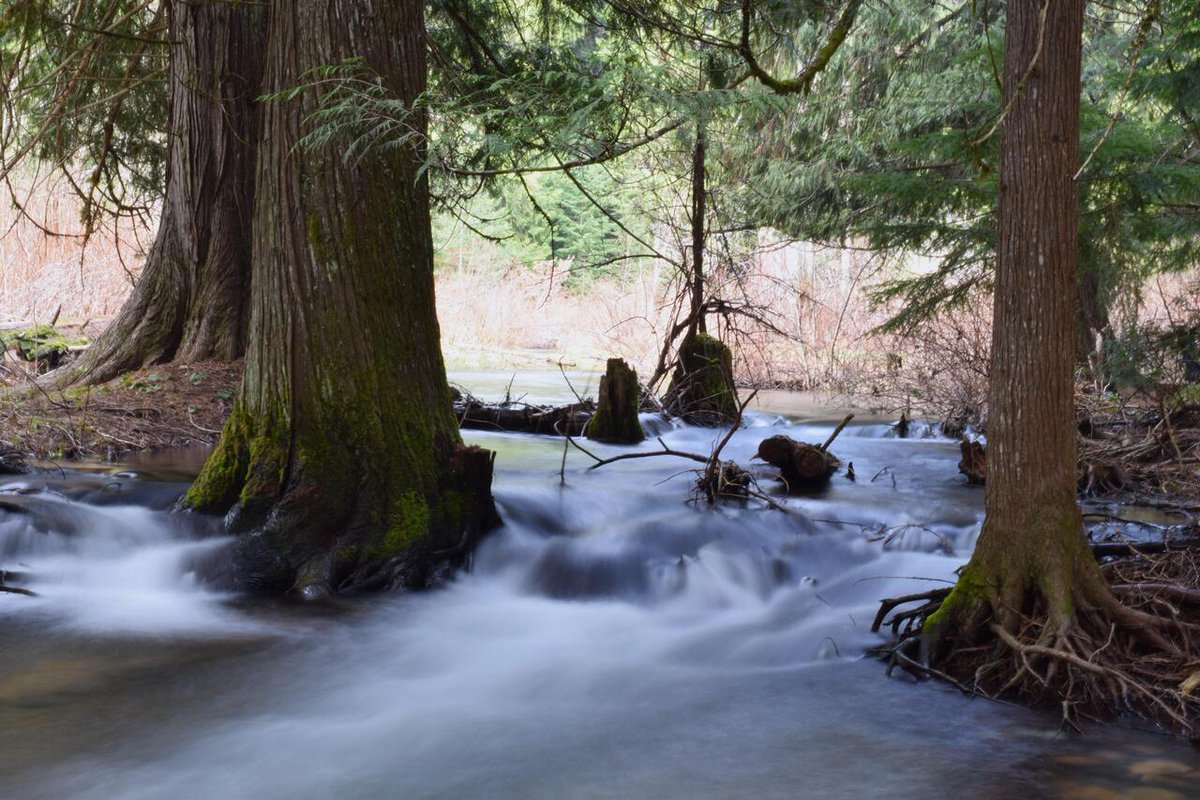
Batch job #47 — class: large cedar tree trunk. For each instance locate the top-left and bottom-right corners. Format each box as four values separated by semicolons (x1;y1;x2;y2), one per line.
185;0;497;596
924;0;1119;648
49;1;260;388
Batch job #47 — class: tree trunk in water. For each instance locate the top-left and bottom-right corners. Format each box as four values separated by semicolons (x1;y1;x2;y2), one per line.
924;0;1120;648
48;1;260;388
185;0;498;597
664;332;739;426
586;358;645;444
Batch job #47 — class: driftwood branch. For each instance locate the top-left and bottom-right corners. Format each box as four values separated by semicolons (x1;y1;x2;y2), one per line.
820;413;854;452
586;437;709;471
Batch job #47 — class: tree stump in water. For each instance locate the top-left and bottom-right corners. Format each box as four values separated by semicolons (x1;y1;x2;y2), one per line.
586;358;645;444
663;332;739;426
753;435;839;492
958;441;986;485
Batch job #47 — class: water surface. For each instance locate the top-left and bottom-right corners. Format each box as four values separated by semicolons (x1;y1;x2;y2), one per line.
0;373;1195;798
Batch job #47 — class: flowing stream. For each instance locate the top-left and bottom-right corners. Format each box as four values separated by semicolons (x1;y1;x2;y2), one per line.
0;372;1196;799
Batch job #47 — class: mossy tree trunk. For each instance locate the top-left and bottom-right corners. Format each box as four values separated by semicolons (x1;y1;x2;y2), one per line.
924;0;1136;654
664;332;739;426
586;358;645;444
49;0;261;389
185;0;497;597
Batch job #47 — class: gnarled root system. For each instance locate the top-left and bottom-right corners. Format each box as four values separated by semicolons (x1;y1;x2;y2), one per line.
872;546;1200;737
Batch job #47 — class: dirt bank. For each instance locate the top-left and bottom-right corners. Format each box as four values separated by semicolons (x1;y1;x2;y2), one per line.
0;361;240;461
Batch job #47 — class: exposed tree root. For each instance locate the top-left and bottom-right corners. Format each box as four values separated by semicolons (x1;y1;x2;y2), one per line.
872;546;1200;737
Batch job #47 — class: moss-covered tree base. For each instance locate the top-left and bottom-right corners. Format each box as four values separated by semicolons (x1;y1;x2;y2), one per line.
663;332;739;427
185;404;500;597
873;513;1200;733
586;358;645;444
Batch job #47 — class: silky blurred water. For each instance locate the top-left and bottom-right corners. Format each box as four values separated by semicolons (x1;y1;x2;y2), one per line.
0;373;1195;799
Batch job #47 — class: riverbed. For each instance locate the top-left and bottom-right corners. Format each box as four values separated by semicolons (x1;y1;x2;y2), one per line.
0;372;1196;798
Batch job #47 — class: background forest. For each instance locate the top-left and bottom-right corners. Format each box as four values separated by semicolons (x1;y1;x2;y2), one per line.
3;0;1197;437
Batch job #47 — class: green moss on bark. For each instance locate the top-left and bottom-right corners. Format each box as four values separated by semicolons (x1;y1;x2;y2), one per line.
179;0;499;596
380;490;431;556
922;561;988;641
664;332;738;426
586;358;645;444
184;403;252;512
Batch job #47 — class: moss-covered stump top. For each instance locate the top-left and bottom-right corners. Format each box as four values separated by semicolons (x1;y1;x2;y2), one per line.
1;324;88;366
586;357;645;444
664;332;739;427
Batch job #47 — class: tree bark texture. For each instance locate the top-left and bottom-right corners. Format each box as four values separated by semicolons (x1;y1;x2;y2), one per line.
586;358;645;443
927;0;1112;642
1076;261;1110;364
51;0;261;387
185;0;497;596
689;121;707;338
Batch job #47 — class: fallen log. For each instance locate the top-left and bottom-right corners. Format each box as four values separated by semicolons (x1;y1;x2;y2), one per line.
750;413;852;493
453;393;593;436
1091;537;1200;559
753;436;838;492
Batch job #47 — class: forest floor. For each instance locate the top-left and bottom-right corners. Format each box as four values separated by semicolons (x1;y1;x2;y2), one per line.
0;360;240;461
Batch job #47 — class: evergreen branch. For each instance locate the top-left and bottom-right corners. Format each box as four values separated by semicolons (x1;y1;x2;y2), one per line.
439;116;687;177
739;0;863;95
1075;0;1161;180
969;0;1051;148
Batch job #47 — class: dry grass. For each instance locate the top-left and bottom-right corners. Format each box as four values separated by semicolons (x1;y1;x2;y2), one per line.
0;172;152;324
435;261;671;372
4;174;1200;437
433;234;911;393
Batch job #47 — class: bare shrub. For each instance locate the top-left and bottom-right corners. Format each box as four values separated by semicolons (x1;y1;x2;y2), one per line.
0;172;151;323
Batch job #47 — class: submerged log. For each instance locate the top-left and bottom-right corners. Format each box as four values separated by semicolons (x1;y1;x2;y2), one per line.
453;394;592;436
586;358;645;444
753;435;839;492
663;332;739;427
958;440;986;485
